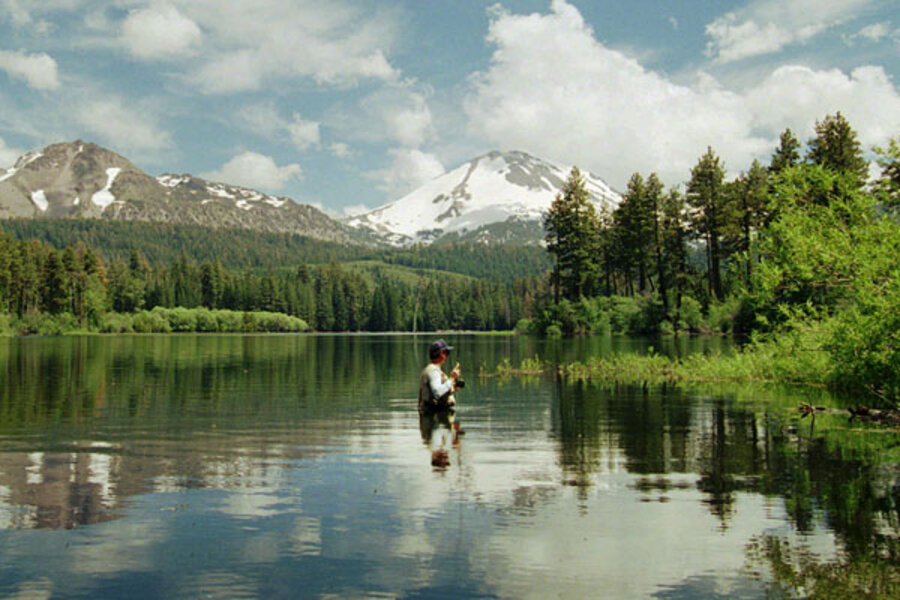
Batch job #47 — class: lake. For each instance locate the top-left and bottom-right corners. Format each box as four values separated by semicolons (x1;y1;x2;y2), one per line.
0;334;896;599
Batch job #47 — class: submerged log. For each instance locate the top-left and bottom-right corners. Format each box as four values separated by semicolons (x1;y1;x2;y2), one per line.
848;406;900;425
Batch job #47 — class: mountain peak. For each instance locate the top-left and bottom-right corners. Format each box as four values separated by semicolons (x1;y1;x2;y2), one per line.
345;150;620;246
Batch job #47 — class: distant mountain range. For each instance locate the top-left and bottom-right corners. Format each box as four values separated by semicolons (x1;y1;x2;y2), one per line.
0;142;621;247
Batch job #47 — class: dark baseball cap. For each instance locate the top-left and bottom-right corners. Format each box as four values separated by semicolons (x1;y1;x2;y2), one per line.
429;339;453;358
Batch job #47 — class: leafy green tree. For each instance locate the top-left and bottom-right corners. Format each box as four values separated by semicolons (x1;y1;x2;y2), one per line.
751;165;876;322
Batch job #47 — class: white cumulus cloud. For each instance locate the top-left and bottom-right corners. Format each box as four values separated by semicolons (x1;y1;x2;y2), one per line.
329;143;350;158
363;88;435;147
120;3;202;60
464;0;900;188
202;152;303;191
176;0;399;93
330;85;435;147
857;21;892;41
233;103;320;151
705;0;872;62
0;50;60;90
366;148;444;197
76;97;172;151
746;65;900;145
287;115;321;151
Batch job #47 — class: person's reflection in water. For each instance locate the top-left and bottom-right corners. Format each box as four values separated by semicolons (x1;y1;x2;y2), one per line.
419;409;463;470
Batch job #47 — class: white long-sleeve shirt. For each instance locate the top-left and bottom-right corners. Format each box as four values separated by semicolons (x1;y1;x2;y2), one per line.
427;365;454;399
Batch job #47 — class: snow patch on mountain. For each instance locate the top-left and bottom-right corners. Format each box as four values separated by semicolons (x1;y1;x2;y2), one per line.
92;167;121;209
1;151;43;183
157;174;189;188
31;190;48;211
346;150;620;245
156;173;293;211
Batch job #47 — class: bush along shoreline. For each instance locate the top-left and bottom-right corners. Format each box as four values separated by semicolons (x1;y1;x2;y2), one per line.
490;323;898;411
0;307;309;336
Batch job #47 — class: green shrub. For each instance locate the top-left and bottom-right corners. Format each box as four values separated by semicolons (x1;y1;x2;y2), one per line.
826;279;900;404
194;308;219;332
545;324;563;338
606;296;640;334
707;296;742;334
99;313;134;333
216;310;244;332
677;296;703;333
0;313;11;336
514;318;534;334
576;297;610;335
659;319;675;336
133;310;172;333
14;313;81;335
255;311;308;332
631;294;665;334
161;307;197;332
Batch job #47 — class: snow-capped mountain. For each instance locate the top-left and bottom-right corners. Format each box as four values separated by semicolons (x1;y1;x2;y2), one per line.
0;141;371;245
345;150;621;246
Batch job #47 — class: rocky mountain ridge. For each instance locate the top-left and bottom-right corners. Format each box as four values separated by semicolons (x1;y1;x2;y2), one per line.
0;141;371;245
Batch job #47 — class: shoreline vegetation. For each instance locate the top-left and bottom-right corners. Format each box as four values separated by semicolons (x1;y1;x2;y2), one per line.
0;306;310;335
491;324;898;411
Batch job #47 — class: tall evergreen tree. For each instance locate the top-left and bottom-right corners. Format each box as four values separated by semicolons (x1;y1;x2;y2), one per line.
543;167;601;302
770;128;802;174
734;160;770;281
873;136;900;212
40;250;68;314
660;188;689;312
806;112;868;188
687;147;728;301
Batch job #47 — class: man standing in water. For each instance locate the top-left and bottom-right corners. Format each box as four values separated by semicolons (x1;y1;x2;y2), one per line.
419;339;462;413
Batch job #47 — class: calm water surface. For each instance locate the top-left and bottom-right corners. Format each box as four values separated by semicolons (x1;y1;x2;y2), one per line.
0;334;896;599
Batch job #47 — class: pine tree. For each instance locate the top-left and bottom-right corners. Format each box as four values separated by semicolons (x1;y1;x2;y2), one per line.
687;147;728;301
806;112;868;188
873;137;900;212
770;128;801;174
660;188;688;313
735;160;769;281
543;167;601;302
40;250;68;314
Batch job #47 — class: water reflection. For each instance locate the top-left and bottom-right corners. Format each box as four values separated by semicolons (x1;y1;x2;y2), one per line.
0;334;896;599
419;409;463;470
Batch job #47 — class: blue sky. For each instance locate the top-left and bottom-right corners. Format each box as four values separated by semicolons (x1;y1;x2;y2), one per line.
1;0;898;215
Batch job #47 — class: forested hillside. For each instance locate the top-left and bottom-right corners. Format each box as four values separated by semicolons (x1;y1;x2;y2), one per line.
0;219;551;280
0;229;543;334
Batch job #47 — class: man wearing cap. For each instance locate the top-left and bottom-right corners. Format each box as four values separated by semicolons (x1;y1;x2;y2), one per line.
419;339;461;412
